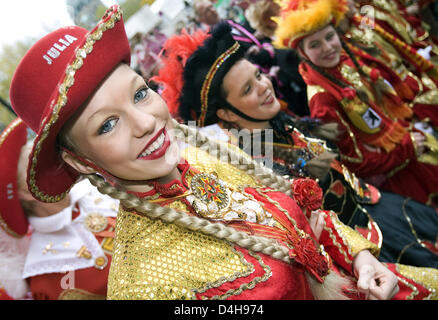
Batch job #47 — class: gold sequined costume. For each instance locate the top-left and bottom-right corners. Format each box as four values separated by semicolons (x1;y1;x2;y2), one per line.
107;147;438;299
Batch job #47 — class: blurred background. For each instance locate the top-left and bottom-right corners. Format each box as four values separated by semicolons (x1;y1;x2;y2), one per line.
0;0;243;131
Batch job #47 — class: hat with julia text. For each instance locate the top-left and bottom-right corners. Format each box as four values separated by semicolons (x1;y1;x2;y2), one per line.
9;5;131;203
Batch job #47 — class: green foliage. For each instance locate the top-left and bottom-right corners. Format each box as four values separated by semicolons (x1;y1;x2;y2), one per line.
0;39;33;108
0;104;15;131
119;0;144;21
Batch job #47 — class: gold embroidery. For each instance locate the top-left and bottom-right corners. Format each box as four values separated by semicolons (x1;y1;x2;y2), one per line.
196;252;272;300
0;118;26;238
107;207;254;300
28;7;123;202
373;6;413;45
325;211;380;258
58;288;106;300
334;110;364;164
396;264;438;300
182;145;261;189
254;188;308;239
413;89;438;105
340;64;374;102
321;211;353;263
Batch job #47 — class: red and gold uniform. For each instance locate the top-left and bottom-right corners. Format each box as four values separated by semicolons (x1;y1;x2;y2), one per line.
299;53;438;206
106;147;438;300
345;13;438;129
22;180;118;300
357;0;438;54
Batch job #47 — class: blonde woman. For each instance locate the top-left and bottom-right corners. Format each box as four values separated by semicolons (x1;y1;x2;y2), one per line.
9;5;438;299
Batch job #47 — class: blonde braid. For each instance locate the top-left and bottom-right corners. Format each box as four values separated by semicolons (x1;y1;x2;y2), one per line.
86;121;352;299
175;121;352;299
86;174;290;263
173;120;293;195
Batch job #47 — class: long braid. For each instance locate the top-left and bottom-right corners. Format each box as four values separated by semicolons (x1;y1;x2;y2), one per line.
85;121;352;299
173;120;293;194
86;173;291;261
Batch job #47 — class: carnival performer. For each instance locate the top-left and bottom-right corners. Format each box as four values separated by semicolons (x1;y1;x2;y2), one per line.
152;21;438;269
0;119;119;299
273;0;438;207
356;0;438;61
239;0;309;116
340;0;438;129
9;5;438;300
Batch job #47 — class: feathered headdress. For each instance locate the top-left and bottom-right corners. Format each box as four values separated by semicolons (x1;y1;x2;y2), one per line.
152;22;245;127
273;0;348;49
151;28;210;116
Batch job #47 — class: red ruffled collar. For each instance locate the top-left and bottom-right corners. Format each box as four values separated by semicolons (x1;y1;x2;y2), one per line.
129;159;194;199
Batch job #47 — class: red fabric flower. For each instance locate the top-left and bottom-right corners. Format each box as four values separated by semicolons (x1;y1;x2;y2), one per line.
287;235;329;283
292;178;323;211
369;68;381;83
340;87;356;100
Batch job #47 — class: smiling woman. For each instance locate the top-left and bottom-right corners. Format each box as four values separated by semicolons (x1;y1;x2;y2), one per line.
9;5;438;300
273;0;438;207
59;64;181;191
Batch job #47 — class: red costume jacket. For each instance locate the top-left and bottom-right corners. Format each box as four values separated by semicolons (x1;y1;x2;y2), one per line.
106;155;438;300
299;56;438;206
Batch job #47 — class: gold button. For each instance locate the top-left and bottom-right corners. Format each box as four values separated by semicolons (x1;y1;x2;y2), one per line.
94;255;108;270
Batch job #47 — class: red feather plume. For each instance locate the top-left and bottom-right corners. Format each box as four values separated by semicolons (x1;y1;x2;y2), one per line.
151;28;210;116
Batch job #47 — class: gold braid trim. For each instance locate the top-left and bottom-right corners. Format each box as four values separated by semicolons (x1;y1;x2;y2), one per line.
334;110;364;164
396;264;438;300
196;252;272;300
325;210;380;258
0;118;26;238
58;288;106;300
28;7;123;203
386;159;410;178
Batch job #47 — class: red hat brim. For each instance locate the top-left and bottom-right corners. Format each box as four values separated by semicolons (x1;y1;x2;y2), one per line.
0;118;29;237
10;6;131;202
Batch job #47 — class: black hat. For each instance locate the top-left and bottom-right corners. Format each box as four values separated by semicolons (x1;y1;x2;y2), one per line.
153;21;245;127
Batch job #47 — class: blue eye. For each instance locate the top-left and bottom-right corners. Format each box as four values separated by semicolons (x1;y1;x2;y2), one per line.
134;87;149;103
99;118;118;135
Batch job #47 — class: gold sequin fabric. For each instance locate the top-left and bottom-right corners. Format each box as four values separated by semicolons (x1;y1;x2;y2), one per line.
182;145;261;189
328;211;380;258
107;207;253;300
396;264;438;300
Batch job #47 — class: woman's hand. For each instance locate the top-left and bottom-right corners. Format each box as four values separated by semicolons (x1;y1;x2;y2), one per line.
308;210;325;239
406;4;419;15
411;131;426;156
353;250;399;300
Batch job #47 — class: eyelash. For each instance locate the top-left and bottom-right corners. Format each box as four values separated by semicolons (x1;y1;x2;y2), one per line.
99;118;118;135
98;87;150;135
134;87;149;104
309;33;335;48
244;70;262;95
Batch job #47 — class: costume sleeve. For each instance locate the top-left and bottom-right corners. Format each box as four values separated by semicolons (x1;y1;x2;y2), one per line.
309;91;417;177
317;209;380;275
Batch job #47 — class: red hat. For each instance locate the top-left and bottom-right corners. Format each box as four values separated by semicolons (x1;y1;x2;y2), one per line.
0;118;29;237
10;5;131;203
